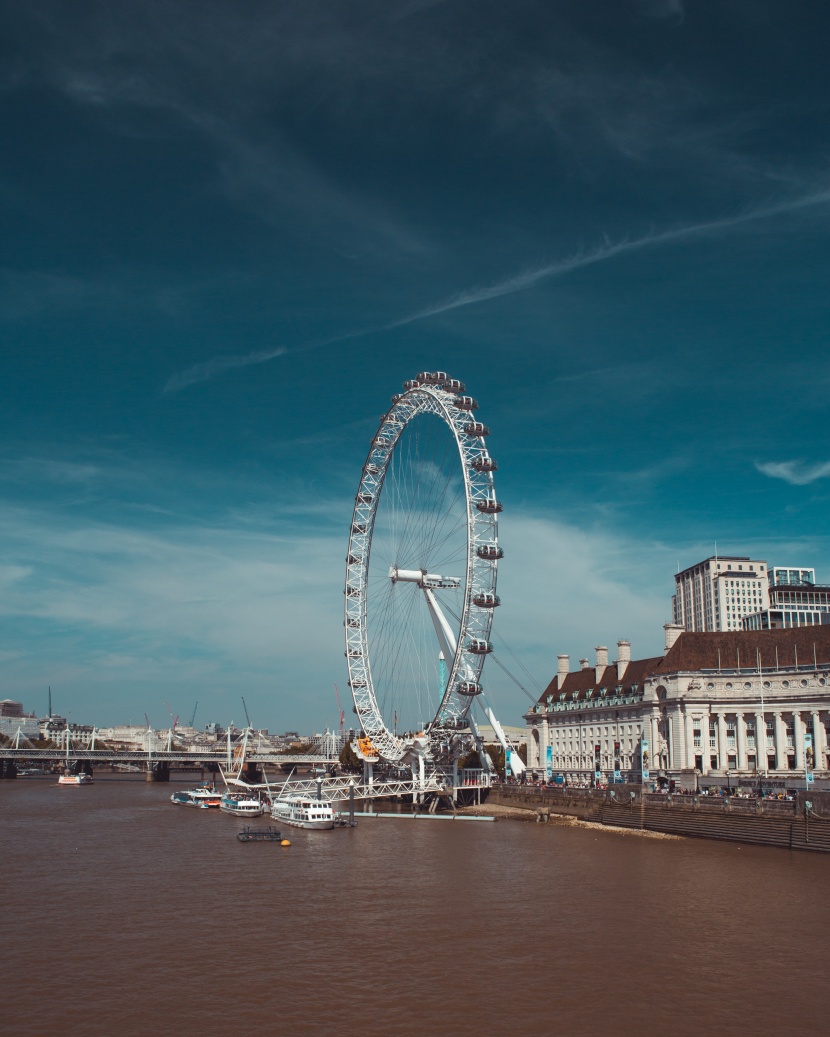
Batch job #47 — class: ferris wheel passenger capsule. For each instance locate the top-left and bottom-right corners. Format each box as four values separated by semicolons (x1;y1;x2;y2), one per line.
390;394;402;405
463;421;490;437
476;544;504;560
457;680;483;696
473;591;501;608
453;395;479;411
470;454;498;472
356;492;373;503
403;379;421;390
445;378;465;393
475;498;503;514
467;639;493;655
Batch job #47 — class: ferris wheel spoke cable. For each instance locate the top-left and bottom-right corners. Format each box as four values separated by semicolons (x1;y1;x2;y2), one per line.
438;598;540;703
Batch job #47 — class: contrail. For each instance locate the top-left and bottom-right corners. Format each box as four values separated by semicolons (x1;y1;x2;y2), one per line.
162;186;830;393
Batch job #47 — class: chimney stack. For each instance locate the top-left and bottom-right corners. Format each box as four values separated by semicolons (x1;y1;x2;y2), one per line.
664;623;684;654
557;654;570;688
580;658;591;670
595;645;608;683
616;639;631;680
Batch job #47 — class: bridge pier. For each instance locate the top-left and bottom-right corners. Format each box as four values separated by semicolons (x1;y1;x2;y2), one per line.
242;761;262;784
0;759;18;779
146;762;170;782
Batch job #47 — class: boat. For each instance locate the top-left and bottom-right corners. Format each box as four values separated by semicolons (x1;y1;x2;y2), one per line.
58;772;93;785
170;783;222;807
271;795;335;830
237;825;290;843
220;791;265;817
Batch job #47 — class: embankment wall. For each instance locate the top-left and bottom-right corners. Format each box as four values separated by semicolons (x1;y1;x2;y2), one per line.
489;785;830;853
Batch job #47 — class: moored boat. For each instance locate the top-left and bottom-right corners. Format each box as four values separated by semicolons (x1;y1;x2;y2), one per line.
170;783;222;807
271;796;335;830
220;791;265;817
237;825;289;843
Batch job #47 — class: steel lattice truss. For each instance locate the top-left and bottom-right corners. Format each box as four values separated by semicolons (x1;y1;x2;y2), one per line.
344;373;502;764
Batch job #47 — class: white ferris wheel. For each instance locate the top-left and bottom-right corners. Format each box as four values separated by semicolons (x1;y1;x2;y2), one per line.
344;371;503;768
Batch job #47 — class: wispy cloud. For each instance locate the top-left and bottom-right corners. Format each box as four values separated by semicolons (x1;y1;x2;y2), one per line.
756;460;830;486
163;346;289;394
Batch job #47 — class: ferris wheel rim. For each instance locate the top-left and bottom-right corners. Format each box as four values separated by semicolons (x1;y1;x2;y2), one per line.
343;375;502;764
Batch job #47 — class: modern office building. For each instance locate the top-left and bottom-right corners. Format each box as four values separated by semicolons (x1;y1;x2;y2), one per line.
744;567;830;630
525;625;830;786
673;556;770;632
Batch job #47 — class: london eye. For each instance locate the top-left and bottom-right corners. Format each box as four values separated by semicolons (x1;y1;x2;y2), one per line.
344;372;503;767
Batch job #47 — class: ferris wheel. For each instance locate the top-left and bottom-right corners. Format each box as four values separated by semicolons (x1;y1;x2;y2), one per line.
344;371;503;765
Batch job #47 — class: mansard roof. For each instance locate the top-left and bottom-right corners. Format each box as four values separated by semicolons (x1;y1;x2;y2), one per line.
538;656;664;705
657;626;830;674
536;627;830;707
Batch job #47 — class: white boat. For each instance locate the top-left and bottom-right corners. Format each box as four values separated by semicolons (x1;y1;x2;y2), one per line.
271;796;335;830
170;784;222;807
220;791;264;817
58;772;93;785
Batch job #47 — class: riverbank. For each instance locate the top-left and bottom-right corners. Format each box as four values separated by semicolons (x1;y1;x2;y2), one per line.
458;801;683;838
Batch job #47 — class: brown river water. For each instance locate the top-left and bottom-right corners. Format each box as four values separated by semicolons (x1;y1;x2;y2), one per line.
1;775;827;1037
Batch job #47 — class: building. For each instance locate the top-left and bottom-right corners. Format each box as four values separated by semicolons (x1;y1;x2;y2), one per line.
0;700;40;740
744;566;830;631
525;625;830;786
673;556;770;632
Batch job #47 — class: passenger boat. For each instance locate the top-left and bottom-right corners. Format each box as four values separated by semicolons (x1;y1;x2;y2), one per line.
170;784;222;807
271;795;335;830
58;772;93;785
220;791;265;817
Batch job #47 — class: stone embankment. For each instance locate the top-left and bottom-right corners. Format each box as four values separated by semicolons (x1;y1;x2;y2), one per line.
485;785;830;853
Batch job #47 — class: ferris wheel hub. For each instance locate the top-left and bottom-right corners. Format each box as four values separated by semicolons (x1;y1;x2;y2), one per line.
389;566;461;589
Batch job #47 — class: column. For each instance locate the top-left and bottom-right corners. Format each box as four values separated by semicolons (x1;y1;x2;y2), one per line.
755;711;766;772
685;712;695;770
773;711;786;771
793;711;805;771
811;710;824;771
700;713;709;776
651;712;660;770
736;713;748;772
717;712;728;771
540;718;550;774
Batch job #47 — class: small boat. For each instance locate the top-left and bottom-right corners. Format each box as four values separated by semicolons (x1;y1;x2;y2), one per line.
58;772;93;785
237;826;289;843
271;796;335;830
170;783;222;807
220;791;265;817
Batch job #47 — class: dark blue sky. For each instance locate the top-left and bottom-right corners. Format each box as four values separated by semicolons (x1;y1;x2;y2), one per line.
2;1;829;731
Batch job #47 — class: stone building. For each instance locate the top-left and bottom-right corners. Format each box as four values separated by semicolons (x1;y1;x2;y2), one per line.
525;625;830;786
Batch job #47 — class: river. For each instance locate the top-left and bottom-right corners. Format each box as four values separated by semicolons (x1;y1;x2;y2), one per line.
1;774;826;1036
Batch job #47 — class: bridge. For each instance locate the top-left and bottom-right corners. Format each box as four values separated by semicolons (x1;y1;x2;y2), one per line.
0;746;339;780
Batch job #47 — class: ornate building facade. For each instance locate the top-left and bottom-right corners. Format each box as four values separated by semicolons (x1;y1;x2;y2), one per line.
525;625;830;786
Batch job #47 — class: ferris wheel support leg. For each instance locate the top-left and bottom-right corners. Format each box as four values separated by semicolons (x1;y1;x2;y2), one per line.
422;587;458;663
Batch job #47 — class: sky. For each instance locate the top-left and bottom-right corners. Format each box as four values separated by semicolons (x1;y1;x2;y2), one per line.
1;1;830;733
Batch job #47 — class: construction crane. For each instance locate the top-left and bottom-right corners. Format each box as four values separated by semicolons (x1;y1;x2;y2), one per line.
189;701;198;728
241;696;252;731
164;701;179;732
333;683;345;738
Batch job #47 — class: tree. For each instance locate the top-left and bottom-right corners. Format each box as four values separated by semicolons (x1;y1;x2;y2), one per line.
339;740;361;772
